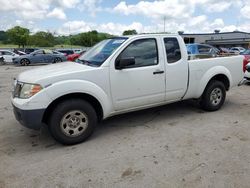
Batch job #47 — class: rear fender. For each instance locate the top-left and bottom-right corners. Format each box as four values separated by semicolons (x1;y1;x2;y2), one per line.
196;66;232;98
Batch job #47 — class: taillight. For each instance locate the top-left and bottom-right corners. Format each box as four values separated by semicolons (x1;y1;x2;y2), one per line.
243;58;248;72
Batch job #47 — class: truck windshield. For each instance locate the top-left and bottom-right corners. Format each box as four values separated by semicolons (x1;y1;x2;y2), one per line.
78;37;128;66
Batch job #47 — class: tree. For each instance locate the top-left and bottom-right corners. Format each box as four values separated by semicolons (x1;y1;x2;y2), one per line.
78;30;99;47
122;29;137;36
28;31;55;47
0;31;8;42
6;26;29;48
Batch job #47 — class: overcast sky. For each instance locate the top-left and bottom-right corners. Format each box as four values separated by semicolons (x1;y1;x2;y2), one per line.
0;0;249;35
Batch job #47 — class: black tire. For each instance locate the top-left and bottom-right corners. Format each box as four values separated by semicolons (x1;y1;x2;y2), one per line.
53;57;62;63
49;99;97;145
20;58;30;66
200;80;226;111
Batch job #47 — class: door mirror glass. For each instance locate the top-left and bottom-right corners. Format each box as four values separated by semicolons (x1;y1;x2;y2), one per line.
115;57;135;70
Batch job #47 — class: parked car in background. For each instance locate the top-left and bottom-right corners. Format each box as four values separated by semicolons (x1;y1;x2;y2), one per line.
240;49;250;65
245;63;250;80
0;56;4;65
52;50;66;56
12;49;67;66
56;49;74;56
13;49;26;56
186;43;219;59
0;50;19;62
240;49;250;56
230;47;245;54
67;50;86;61
16;48;39;54
240;49;250;81
218;47;230;54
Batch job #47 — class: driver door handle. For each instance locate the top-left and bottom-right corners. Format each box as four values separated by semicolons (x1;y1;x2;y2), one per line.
153;70;164;75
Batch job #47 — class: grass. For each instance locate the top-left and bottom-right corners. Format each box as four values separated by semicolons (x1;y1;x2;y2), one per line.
0;43;18;48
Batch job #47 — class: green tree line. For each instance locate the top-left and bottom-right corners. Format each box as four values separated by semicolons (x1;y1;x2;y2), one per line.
0;26;138;48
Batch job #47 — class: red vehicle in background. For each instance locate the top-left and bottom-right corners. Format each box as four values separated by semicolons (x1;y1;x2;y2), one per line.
240;49;250;61
240;50;250;79
67;50;86;61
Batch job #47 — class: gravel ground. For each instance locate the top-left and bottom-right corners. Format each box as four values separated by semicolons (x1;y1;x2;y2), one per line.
0;64;250;188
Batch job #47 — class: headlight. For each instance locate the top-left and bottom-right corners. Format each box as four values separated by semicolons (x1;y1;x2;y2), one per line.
14;82;43;99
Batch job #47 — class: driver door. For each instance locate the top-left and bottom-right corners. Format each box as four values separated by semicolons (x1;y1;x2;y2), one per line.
32;50;45;63
110;38;166;111
2;51;13;62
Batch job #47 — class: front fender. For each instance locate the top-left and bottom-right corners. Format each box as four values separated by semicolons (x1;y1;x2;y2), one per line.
196;66;232;98
44;80;112;118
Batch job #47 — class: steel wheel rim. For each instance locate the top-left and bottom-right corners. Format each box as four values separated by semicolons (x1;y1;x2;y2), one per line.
60;110;88;137
210;88;222;106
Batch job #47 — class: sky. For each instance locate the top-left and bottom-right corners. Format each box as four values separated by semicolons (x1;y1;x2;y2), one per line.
0;0;250;36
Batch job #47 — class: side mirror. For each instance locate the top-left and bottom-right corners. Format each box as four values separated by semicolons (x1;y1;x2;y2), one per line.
187;51;191;55
115;57;135;70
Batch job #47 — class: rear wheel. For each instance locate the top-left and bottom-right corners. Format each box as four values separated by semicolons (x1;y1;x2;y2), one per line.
54;57;62;63
49;99;97;145
200;80;226;111
20;58;30;66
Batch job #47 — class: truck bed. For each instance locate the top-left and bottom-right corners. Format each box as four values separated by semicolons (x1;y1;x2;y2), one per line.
184;55;244;99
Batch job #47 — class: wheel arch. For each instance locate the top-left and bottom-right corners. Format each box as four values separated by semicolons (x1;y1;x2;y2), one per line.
42;92;103;124
20;58;30;65
206;74;230;91
196;66;232;98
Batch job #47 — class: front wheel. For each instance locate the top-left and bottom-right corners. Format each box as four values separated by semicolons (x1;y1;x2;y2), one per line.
200;80;226;111
49;99;97;145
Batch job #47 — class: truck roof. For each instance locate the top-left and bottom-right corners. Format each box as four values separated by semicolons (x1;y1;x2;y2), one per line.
115;33;180;39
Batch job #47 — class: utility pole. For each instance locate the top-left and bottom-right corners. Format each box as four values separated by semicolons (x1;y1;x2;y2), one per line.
163;16;166;33
69;25;72;49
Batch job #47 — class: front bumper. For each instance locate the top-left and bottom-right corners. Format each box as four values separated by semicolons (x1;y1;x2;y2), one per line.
13;104;46;130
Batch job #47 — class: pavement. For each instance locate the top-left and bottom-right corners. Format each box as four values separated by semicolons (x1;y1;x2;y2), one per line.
0;64;250;188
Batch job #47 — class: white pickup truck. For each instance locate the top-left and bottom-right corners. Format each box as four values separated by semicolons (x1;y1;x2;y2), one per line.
12;34;246;145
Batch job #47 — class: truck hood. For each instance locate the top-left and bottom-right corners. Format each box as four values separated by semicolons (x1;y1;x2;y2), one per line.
17;62;96;84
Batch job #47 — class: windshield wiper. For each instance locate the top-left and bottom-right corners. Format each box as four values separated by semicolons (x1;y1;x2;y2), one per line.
77;59;97;67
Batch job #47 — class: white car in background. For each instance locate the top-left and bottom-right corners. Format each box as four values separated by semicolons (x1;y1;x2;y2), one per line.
230;47;246;54
0;50;19;63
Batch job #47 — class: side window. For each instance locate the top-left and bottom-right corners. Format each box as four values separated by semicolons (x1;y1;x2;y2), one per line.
1;51;8;55
164;38;181;63
118;38;158;68
44;50;53;54
4;51;12;55
35;50;44;55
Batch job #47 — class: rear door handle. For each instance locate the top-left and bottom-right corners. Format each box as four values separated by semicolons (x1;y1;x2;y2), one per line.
153;70;164;75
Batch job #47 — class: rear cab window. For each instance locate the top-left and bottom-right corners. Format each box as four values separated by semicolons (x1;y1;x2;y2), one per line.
164;38;182;63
